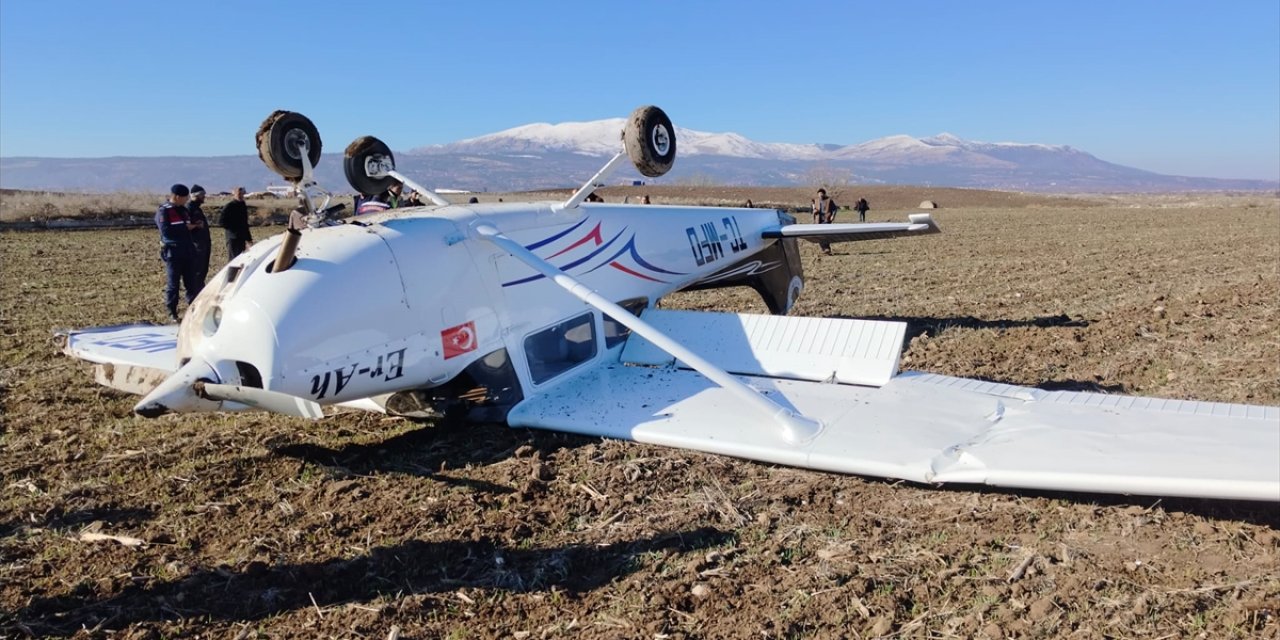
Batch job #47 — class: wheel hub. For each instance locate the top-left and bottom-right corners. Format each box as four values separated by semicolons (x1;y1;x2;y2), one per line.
283;129;311;160
363;154;394;178
651;124;671;157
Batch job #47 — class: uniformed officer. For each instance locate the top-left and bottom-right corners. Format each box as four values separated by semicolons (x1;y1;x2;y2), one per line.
155;184;202;321
187;184;212;285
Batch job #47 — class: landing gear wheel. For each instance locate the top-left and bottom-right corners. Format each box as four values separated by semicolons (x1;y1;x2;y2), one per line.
256;111;323;180
344;136;397;196
624;105;676;178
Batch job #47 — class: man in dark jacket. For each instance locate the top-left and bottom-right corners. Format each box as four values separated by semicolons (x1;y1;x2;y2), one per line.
220;186;253;260
155;184;202;321
187;184;212;284
811;188;837;255
854;197;870;223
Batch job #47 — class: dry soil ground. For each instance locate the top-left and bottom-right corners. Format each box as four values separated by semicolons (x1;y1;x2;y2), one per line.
1;189;1278;639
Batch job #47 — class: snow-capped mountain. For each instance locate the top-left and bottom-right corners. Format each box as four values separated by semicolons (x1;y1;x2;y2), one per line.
413;119;1090;167
393;118;1275;192
829;134;1011;167
414;119;830;161
408;119;1171;182
2;119;1274;193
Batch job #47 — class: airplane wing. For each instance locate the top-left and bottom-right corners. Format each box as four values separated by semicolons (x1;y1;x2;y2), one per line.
507;309;1280;502
61;324;180;395
766;213;940;244
62;323;180;369
61;323;327;418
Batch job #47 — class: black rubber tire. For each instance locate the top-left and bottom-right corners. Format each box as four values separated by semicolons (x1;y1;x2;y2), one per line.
343;136;397;196
256;111;323;180
624;105;677;177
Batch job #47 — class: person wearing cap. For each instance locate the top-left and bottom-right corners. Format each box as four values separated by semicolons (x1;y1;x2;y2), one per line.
220;186;253;260
154;184;203;321
187;184;212;284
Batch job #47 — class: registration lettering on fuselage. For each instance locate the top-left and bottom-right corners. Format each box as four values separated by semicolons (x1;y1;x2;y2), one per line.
309;348;407;399
686;216;747;267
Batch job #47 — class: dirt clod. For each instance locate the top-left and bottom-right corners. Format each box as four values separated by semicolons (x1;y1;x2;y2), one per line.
530;462;555;482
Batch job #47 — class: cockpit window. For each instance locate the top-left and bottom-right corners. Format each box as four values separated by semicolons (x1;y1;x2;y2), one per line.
524;312;597;384
603;297;648;349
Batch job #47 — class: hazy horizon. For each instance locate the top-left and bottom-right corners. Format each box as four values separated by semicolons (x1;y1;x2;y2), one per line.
1;1;1277;181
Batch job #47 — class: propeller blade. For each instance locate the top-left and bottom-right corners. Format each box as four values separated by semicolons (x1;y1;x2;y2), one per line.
199;382;324;419
134;358;220;417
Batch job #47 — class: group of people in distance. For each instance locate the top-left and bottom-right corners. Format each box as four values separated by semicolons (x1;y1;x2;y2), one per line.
154;184;252;321
353;180;431;215
811;188;870;255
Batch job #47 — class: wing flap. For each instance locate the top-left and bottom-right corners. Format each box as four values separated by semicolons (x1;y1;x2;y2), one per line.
765;213;941;244
620;310;906;387
509;364;1279;501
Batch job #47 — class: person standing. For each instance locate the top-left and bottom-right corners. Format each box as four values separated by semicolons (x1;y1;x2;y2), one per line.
811;188;837;254
155;184;202;321
220;186;253;260
356;181;404;214
855;197;870;223
386;181;403;208
187;184;212;284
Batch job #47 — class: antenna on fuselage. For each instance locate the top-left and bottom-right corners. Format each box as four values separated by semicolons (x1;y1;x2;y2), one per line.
559;105;677;210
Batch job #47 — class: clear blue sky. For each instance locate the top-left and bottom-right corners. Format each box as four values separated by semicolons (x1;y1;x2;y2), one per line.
2;0;1277;180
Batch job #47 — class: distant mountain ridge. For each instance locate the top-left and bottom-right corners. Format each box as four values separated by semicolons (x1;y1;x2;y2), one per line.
2;119;1274;193
413;119;832;161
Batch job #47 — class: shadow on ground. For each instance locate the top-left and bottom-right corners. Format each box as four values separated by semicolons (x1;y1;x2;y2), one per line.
920;481;1280;529
0;505;156;540
270;421;599;494
14;526;732;636
849;313;1090;343
852;313;1122;393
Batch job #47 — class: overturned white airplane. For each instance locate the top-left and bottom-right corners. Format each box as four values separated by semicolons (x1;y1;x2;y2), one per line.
63;107;1279;502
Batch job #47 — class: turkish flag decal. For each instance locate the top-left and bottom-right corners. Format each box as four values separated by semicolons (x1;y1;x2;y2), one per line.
441;321;478;360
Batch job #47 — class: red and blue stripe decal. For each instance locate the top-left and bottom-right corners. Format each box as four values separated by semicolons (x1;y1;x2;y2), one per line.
503;218;685;287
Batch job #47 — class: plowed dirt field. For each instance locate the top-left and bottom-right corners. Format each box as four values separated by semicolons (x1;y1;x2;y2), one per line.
2;189;1277;639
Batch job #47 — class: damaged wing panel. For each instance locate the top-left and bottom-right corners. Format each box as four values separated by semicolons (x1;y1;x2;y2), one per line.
60;323;182;398
509;364;1280;502
62;324;180;372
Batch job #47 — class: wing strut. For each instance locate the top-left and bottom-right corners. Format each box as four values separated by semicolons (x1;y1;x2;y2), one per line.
557;152;629;210
472;223;823;444
387;170;450;207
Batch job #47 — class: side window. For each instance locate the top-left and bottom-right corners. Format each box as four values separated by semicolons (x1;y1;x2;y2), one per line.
603;297;648;349
524;312;598;384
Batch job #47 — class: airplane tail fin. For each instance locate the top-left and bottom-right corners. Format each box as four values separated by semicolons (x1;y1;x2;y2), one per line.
683;233;805;316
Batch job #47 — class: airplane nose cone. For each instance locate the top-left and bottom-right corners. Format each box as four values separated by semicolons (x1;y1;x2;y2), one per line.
134;358;221;417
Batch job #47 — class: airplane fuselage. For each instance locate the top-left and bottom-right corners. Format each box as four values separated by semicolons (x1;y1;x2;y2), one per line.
178;201;791;410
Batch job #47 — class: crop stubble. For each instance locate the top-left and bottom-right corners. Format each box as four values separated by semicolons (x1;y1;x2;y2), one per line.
1;192;1277;639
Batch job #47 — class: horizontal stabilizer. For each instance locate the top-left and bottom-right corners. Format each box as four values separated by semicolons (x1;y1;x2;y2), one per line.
766;213;940;244
622;310;905;387
61;323;179;372
509;364;1279;502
